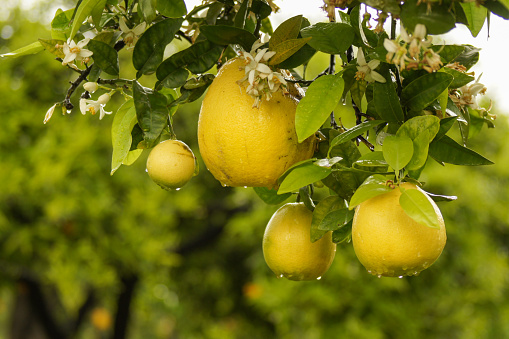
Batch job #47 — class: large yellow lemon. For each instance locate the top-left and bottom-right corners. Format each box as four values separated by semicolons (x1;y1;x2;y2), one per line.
146;139;196;190
263;203;337;281
197;58;315;188
352;183;446;277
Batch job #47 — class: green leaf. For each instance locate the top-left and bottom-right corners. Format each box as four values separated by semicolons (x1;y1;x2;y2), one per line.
122;149;143;166
349;175;392;209
295;74;344;142
156;40;222;88
38;39;66;59
250;0;272;20
483;0;509;19
435;116;458;140
70;0;103;39
199;25;256;51
400;0;456;35
328;120;383;153
452;45;481;70
133;81;170;148
111;100;137;175
87;39;119;76
157;0;187;18
253;187;291;205
0;42;44;59
91;0;107;29
350;80;366;111
51;9;73;40
438;88;448;115
267;37;312;65
277;43;316;69
234;0;250;28
139;0;157;22
382;134;414;171
278;162;332;194
318;208;355;231
353;151;388;170
332;222;352;243
432;45;465;65
401;73;453;111
311;196;343;242
399;188;440;229
396;115;440;170
269;15;302;50
373;77;405;123
461;2;487;37
301;22;355;54
442;68;475;89
133;18;184;76
429;135;494;165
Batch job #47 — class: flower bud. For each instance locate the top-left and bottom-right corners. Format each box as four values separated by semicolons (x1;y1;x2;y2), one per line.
83;82;98;93
97;93;111;105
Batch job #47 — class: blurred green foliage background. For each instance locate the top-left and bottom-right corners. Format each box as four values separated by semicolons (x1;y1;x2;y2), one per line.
1;3;509;339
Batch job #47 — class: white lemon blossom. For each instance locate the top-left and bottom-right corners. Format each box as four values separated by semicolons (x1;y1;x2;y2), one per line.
238;36;288;108
119;17;146;48
80;93;112;120
355;48;386;83
61;38;93;66
455;75;488;111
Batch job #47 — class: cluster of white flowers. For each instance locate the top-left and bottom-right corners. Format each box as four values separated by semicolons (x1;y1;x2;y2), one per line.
355;48;386;83
450;75;490;113
238;36;288;108
383;24;442;73
79;83;113;120
119;17;146;49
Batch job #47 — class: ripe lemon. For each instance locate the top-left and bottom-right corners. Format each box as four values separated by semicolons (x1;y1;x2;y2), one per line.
146;139;196;190
91;307;112;331
352;183;446;277
263;203;337;281
197;58;315;188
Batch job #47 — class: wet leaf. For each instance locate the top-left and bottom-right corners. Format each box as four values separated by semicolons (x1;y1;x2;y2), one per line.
328;120;383;154
400;0;456;34
401;72;453;111
373;66;404;123
382;134;414;171
295;74;344;142
70;0;103;39
0;42;44;59
269;15;302;49
278;162;332;194
253;187;291;205
267;37;311;65
311;196;343;242
396;116;440;170
429;135;494;165
111;100;137;175
157;0;187;18
461;2;487;37
318;208;355;231
88;39;119;75
133;18;184;76
349;181;392;210
400;188;440;229
199;25;256;51
301;22;355;54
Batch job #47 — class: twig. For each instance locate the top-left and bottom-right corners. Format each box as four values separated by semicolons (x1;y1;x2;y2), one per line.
177;30;193;44
64;64;93;110
254;14;262;37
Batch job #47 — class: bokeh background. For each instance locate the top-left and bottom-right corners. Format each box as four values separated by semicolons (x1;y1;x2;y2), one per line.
1;1;509;338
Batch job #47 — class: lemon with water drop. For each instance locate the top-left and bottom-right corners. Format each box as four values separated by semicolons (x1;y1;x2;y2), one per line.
197;58;316;188
146;139;196;190
352;183;447;277
262;203;337;281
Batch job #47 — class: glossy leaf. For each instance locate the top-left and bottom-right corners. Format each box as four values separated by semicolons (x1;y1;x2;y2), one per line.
87;39;119;76
295;74;344;142
328;120;383;153
269;15;302;50
318;208;355;231
396;116;440;170
157;0;187;18
429;135;494;165
0;42;44;59
382;134;414;171
301;22;355;54
311;196;343;242
401;73;453;111
139;0;157;22
253;187;291;205
442;67;475;89
234;0;250;28
435;116;458;140
91;0;107;29
452;45;481;70
111;100;137;175
277;43;316;69
51;9;73;40
199;25;257;51
278;162;332;194
483;0;509;19
349;182;392;210
250;0;272;19
133;81;170;148
461;2;487;37
400;188;440;229
400;0;456;35
332;222;352;244
133;18;184;76
431;44;465;64
70;0;102;39
38;39;65;58
156;40;222;88
374;78;405;123
267;37;311;65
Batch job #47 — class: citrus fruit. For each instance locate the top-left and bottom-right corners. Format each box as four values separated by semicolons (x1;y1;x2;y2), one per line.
263;203;337;281
146;139;196;190
197;57;315;188
352;182;446;277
